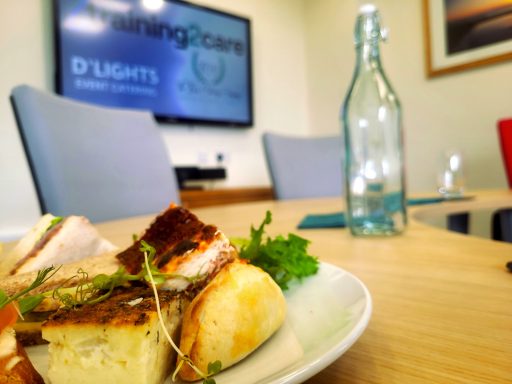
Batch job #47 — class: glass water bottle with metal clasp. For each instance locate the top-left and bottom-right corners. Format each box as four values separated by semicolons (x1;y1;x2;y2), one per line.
341;4;406;236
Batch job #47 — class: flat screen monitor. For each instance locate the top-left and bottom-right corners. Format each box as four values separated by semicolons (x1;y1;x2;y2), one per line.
53;0;253;127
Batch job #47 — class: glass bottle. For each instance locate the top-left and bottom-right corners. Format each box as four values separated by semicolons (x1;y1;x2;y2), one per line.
341;4;406;236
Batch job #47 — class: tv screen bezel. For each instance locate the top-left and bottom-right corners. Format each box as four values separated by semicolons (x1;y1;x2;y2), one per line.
52;0;254;128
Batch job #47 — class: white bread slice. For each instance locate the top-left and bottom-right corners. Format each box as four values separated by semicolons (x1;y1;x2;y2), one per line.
178;261;287;381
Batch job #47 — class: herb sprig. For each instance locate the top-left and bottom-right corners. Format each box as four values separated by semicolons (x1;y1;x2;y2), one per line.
0;266;60;315
232;211;319;290
141;242;221;384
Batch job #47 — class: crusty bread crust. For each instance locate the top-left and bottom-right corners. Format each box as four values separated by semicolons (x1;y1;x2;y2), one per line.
43;286;184;328
116;206;218;274
178;261;287;381
0;330;44;384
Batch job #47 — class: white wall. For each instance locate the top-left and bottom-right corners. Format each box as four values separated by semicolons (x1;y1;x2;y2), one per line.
1;0;510;238
304;0;511;193
0;1;53;238
0;0;310;237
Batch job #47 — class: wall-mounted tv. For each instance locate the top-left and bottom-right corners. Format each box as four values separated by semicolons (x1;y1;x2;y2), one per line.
53;0;253;127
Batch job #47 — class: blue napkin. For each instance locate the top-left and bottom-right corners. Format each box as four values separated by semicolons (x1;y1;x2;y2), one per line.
298;197;449;229
407;197;444;205
298;212;346;229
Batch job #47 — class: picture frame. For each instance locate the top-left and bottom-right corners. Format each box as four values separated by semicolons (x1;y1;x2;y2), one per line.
423;0;512;77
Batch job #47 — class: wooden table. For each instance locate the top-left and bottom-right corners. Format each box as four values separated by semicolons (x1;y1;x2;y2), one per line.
92;190;512;383
91;190;512;383
5;190;512;383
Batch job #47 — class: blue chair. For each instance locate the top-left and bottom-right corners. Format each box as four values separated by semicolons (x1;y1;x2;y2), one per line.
10;84;180;222
262;132;343;200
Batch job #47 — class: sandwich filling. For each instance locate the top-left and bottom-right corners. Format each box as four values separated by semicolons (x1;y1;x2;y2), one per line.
117;205;236;293
2;214;117;277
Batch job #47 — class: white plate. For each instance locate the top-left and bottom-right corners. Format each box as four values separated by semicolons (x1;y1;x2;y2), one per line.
27;262;372;384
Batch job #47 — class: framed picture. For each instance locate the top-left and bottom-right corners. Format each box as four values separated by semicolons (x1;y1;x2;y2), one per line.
423;0;512;77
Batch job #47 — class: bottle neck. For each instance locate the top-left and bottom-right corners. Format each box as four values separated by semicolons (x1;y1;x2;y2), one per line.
356;40;382;69
353;8;384;70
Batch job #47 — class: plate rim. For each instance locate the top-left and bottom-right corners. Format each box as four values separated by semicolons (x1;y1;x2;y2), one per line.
265;261;373;384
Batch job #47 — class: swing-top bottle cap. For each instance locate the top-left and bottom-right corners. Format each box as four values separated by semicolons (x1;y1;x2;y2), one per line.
359;3;377;15
354;3;388;44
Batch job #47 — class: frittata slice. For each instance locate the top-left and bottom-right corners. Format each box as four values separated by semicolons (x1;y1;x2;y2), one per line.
42;287;187;384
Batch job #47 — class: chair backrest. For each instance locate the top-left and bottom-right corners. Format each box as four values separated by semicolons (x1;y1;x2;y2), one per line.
10;84;180;222
262;132;343;200
497;118;512;187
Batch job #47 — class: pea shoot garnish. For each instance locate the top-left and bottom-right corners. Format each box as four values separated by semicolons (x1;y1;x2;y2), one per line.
141;241;221;383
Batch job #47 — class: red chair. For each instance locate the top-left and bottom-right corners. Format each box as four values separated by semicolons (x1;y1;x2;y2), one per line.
493;118;512;242
497;118;512;187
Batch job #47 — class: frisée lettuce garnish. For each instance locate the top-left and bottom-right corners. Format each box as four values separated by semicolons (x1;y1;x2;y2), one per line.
233;211;319;290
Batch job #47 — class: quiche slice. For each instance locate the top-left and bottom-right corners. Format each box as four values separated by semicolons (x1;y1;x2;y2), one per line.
42;287;188;384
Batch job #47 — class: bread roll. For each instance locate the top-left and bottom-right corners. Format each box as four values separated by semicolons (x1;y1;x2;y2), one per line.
178;260;286;381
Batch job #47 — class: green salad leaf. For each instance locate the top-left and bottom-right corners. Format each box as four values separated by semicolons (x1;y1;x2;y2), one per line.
233;211;319;290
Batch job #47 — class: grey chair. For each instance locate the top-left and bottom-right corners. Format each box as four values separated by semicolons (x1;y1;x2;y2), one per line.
10;84;180;222
262;132;343;200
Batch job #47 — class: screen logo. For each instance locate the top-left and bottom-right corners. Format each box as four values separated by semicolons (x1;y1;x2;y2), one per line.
192;52;225;86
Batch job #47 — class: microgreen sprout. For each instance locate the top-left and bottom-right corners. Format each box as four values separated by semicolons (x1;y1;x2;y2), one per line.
142;242;221;384
52;267;141;308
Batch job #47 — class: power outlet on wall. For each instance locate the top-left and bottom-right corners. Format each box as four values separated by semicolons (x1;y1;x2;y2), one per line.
216;151;231;166
197;151;231;167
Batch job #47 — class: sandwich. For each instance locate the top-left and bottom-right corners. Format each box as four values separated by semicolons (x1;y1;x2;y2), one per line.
0;214;118;277
116;205;237;293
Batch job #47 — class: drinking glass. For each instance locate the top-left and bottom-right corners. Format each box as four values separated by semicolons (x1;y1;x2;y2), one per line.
437;149;465;198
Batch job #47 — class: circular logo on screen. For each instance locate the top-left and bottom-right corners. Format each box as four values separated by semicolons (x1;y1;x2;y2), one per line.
192;51;225;86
